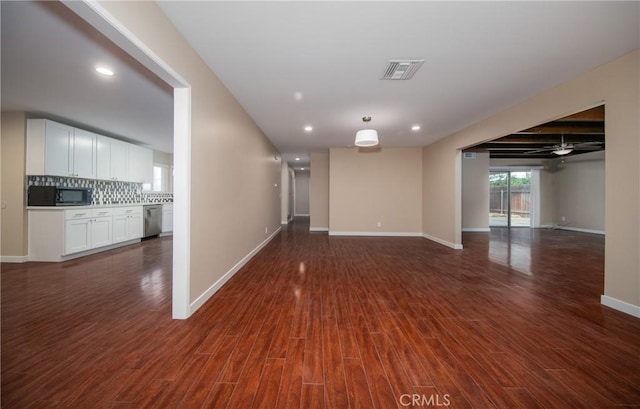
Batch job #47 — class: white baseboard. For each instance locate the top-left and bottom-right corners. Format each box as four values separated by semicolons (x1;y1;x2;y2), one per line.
557;226;605;235
329;231;422;237
540;224;605;235
294;213;310;217
462;228;490;232
309;227;329;232
189;226;282;315
0;255;29;263
421;233;463;250
601;295;640;318
281;220;289;225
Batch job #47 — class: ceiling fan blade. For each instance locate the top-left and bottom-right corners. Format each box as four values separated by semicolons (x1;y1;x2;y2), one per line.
524;148;552;155
573;141;604;147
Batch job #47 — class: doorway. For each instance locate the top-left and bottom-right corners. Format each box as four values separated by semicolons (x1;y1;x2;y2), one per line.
489;171;531;227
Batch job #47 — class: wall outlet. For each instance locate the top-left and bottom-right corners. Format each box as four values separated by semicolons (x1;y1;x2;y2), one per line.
376;221;382;228
265;226;268;234
561;216;566;222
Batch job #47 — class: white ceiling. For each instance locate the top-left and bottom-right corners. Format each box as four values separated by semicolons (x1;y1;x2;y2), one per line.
3;2;639;168
1;1;174;153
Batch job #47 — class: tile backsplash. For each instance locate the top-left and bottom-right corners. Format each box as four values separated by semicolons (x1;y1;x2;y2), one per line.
27;176;173;205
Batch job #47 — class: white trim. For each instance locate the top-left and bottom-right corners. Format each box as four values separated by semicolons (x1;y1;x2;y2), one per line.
462;228;490;232
281;220;289;225
64;0;193;321
557;226;605;235
189;227;282;315
329;231;422;237
309;227;329;232
62;1;188;88
172;88;192;319
601;295;640;318
294;213;310;217
0;255;29;263
421;233;464;250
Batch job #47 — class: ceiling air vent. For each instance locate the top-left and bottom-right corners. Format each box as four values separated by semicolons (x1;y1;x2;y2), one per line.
381;59;424;80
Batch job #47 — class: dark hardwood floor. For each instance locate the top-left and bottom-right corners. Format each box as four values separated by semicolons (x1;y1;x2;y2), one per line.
2;219;640;408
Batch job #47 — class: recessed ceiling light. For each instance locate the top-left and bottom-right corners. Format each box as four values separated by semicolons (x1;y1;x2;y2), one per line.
301;168;305;170
295;157;300;161
95;66;114;76
411;125;421;131
304;126;313;132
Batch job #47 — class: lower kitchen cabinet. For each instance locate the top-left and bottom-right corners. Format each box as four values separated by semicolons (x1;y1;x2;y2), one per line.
113;207;143;243
64;216;112;255
28;206;142;262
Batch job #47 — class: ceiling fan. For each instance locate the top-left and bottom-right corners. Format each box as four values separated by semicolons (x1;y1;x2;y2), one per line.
525;135;603;156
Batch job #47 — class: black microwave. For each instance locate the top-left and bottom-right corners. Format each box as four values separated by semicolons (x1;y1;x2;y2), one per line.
28;186;93;206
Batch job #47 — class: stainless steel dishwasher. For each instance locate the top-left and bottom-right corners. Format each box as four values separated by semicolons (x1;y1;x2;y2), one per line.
143;204;163;238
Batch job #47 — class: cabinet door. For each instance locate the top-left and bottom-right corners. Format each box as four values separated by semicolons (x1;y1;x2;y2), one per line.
91;216;112;248
127;214;143;240
112;215;128;243
96;135;111;180
65;218;91;254
111;139;129;181
44;120;73;177
162;209;173;232
72;129;96;179
128;144;153;184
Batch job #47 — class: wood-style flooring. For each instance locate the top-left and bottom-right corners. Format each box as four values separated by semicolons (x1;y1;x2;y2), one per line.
2;218;640;408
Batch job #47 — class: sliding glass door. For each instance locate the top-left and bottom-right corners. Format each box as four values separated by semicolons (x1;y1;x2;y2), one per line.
489;171;531;227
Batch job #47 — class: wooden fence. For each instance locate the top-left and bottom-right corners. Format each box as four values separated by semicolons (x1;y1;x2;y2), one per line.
489;185;531;216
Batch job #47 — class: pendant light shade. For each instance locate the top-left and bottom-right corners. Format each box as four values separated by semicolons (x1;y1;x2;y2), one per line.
355;116;379;147
355;129;379;147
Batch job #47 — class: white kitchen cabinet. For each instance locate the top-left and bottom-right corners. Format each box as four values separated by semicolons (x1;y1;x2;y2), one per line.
71;128;97;179
43;120;73;177
63;209;113;255
97;135;129;181
29;206;142;261
27;119;96;179
162;204;174;233
128;144;153;185
113;207;143;243
65;217;92;254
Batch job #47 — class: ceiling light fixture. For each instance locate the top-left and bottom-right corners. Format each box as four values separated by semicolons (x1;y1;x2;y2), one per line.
295;157;300;161
304;126;313;132
95;66;114;76
355;116;379;147
411;125;421;131
553;135;573;156
553;147;573;156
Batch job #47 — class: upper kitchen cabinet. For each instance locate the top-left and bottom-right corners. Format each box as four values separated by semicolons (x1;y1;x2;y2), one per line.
97;135;129;181
26;119;96;179
127;143;153;185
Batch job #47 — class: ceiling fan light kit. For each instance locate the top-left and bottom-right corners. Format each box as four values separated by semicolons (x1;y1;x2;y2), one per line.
552;147;573;156
355;116;379;147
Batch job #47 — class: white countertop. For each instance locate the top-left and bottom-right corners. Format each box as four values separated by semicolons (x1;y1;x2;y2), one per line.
27;202;173;210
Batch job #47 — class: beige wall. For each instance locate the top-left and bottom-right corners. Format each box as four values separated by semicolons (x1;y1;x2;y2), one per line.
294;170;310;216
309;151;329;230
462;152;489;231
97;2;282;305
1;111;28;259
330;147;422;234
422;50;639;308
554;151;605;232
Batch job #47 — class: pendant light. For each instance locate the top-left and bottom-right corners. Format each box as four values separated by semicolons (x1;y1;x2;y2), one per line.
355;116;379;147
